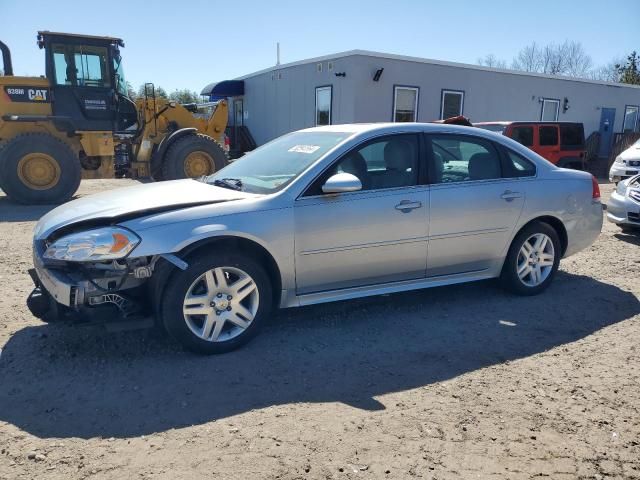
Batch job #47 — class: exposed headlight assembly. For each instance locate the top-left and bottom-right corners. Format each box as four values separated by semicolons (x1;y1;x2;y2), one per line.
43;227;140;262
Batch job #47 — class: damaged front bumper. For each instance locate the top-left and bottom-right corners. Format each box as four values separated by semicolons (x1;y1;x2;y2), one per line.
27;241;152;321
27;240;188;323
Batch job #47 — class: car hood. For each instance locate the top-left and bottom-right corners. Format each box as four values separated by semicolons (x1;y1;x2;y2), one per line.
34;179;252;240
620;144;640;161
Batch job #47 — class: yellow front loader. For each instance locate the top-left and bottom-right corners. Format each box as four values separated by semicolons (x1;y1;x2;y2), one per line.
0;31;228;204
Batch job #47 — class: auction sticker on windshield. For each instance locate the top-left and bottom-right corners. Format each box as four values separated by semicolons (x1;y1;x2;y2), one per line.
288;145;320;154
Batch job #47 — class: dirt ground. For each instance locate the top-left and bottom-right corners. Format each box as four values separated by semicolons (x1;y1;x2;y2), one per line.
0;180;638;480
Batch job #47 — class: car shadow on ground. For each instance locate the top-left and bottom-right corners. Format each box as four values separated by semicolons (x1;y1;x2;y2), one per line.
0;195;59;222
0;271;638;439
614;231;640;246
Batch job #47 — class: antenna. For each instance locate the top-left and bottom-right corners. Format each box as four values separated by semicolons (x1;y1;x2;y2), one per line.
276;42;281;66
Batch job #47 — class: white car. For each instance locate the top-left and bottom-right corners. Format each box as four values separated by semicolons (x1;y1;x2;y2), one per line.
607;174;640;231
609;139;640;183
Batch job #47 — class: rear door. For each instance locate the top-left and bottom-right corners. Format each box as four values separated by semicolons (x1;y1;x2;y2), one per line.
427;133;527;277
536;125;561;164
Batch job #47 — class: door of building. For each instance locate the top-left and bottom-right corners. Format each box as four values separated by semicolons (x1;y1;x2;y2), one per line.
598;108;616;157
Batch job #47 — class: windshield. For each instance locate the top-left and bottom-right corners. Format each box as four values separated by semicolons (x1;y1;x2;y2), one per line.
206;131;350;194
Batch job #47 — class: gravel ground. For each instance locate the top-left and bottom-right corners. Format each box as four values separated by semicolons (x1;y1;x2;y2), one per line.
0;180;639;480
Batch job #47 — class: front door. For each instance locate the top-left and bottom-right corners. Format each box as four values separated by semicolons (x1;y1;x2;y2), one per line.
598;108;616;157
49;42;115;131
294;134;429;294
427;134;526;277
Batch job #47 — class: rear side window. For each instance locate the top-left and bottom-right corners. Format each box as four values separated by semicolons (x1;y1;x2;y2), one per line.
511;126;534;147
430;135;502;183
560;124;585;148
504;149;536;178
539;126;559;146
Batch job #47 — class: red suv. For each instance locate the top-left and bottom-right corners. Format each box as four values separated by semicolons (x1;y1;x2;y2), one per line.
475;122;586;169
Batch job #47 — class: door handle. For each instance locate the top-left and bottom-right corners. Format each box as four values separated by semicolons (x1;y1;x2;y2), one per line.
500;190;522;201
395;200;422;212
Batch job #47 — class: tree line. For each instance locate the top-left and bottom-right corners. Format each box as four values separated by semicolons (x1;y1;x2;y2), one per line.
125;82;204;104
477;41;639;85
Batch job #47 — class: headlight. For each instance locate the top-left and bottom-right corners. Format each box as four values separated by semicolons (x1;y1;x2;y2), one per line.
614;156;625;165
43;227;140;262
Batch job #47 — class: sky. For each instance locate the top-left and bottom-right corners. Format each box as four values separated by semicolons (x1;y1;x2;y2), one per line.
1;0;638;93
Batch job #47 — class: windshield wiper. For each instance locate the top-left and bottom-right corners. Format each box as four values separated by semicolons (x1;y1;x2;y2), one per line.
213;178;243;191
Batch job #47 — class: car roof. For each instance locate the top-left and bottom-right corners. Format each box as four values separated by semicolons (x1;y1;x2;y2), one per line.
301;122;491;136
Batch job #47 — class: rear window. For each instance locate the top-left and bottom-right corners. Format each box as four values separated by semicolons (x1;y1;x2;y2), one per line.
511;126;534;147
560;124;585;149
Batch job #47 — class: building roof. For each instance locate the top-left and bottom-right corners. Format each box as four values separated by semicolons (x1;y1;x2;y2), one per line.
237;49;640;90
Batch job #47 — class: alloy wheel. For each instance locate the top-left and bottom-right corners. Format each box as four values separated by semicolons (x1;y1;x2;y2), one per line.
182;266;259;342
516;233;555;287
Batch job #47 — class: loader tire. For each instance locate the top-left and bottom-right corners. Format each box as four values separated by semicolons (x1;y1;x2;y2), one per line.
0;134;81;205
161;133;228;181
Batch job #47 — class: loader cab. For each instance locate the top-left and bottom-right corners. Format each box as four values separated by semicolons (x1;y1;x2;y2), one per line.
38;31;137;132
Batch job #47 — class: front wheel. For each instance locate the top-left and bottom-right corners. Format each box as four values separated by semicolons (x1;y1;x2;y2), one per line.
500;222;561;295
161;252;272;354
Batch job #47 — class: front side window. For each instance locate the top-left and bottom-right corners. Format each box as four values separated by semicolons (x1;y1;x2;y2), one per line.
430;135;502;183
52;43;110;88
315;86;332;126
623;105;639;132
307;134;419;195
511;126;534;146
539;126;559;146
393;86;418;122
441;90;464;119
540;98;559;121
207;131;349;194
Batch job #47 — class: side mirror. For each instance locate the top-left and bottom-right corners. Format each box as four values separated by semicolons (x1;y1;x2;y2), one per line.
322;172;362;194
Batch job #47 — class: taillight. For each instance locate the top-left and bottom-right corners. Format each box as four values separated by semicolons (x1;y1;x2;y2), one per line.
224;135;230;152
591;175;600;200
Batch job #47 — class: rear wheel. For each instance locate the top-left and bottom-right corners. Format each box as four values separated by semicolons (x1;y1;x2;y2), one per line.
161;252;272;354
0;133;81;204
500;221;561;295
161;134;228;180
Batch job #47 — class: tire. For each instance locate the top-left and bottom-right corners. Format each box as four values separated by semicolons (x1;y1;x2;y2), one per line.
161;252;272;354
500;221;561;296
161;133;228;181
0;133;81;204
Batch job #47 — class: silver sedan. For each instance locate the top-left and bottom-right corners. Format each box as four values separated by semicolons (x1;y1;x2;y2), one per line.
28;123;603;353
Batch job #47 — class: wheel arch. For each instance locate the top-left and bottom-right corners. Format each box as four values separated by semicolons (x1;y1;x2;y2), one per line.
149;235;283;315
513;215;568;257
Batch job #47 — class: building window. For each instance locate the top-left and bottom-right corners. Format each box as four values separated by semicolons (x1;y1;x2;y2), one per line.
393;86;419;122
540;98;560;121
315;86;332;126
440;90;464;119
623;105;639;132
